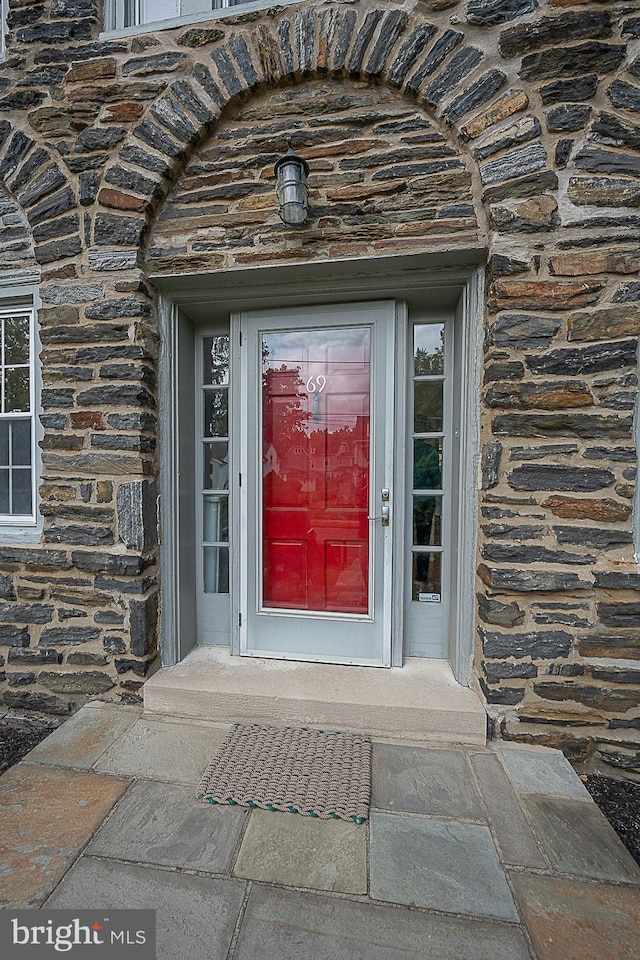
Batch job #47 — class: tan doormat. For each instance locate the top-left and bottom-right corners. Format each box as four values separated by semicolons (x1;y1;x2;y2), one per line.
196;722;371;823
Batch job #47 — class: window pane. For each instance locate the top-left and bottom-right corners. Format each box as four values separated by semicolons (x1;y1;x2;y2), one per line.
414;381;443;433
412;552;441;602
413;496;442;546
413;439;442;490
203;441;229;489
4;316;29;365
5;368;30;413
0;469;8;513
204;389;228;438
203;546;229;594
414;324;444;376
11;420;31;466
203;336;230;386
203;495;229;543
12;468;32;515
0;421;8;466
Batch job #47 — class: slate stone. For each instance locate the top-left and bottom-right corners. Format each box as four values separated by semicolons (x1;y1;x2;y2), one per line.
95;717;228;785
88;249;140;271
0;603;53;625
39;671;115;694
370;813;518;921
372;743;484;820
534;680;640;712
526;340;636;376
575;146;640;178
594;571;640;590
151;97;199;146
480;627;573;659
483;544;594;565
67;652;110;665
2;690;75;715
546;104;591;132
104;166;161;200
406;30;463;95
597;602;640;628
39;627;100;647
27;186;75;226
500;12;612;59
103;635;127;654
115;658;150;676
234;809;366;893
445;70;507;124
520;43;625;82
35;236;82;264
211;48;243;98
467;0;535;27
89;779;247;872
85;297;150;320
71;552;146;576
509;464;614;492
483;660;537;682
117;480;158;553
47;859;244;960
77;385;155;407
590;112;640;151
129;593;158;658
387;25;437;87
479;680;525;705
607;79;640;114
481;440;502;489
7;671;36;686
123;52;186;77
171;79;217;128
120;145;172;179
555;139;573;169
0;133;35;182
348;10;383;75
484;360;524;381
366;10;408;77
499;747;590;799
423;46;483;108
487;380;592;410
8;648;60;664
133;120;185;160
554;526;632;547
523;795;640;882
481;142;546;186
478;595;524;627
235;885;532;960
94;213;146;246
512;874;640;960
18;166;66;208
471;753;547;868
493;413;632;439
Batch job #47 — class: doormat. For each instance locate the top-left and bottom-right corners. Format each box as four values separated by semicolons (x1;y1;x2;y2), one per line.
196;722;371;823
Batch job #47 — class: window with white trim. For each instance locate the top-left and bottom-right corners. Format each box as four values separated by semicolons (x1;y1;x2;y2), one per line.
0;306;37;524
105;0;253;32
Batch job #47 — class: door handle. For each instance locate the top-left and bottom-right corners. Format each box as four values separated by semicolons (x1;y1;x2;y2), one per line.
368;490;391;526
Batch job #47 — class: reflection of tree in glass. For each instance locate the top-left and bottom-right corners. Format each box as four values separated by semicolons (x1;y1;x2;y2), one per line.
414;327;444;375
5;369;29;413
4;316;29;366
262;363;309;451
207;336;229;386
414;441;441;490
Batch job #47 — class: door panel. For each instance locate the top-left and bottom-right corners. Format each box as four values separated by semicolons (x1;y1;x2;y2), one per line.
240;302;395;665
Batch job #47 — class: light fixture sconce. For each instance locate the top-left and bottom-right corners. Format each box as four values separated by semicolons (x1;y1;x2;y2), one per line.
274;142;310;226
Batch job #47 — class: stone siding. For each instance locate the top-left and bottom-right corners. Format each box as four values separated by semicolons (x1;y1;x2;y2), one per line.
0;0;638;771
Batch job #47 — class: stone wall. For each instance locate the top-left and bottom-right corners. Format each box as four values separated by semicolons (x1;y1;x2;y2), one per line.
0;0;639;771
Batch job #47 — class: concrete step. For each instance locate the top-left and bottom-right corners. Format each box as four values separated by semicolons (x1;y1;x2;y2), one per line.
143;647;487;745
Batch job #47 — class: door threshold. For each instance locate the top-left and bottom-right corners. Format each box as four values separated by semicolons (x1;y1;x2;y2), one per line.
144;647;487;745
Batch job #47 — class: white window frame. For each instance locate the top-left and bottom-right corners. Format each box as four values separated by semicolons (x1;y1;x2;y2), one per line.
0;272;42;541
1;0;8;61
102;0;295;37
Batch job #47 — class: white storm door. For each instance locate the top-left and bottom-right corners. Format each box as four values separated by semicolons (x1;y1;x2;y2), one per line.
239;301;395;666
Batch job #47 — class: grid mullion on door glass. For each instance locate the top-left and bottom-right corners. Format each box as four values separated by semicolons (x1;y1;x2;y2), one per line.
202;335;230;595
412;323;445;604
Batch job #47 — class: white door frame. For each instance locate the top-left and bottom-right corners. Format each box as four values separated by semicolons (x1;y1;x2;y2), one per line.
155;251;484;685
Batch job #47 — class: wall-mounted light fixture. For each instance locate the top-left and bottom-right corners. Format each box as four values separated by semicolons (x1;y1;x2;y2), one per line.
274;142;310;226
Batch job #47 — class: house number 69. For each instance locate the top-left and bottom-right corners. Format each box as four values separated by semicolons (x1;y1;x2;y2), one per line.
306;375;326;393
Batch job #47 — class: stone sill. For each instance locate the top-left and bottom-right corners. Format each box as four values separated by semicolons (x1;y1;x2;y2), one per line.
100;0;297;41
